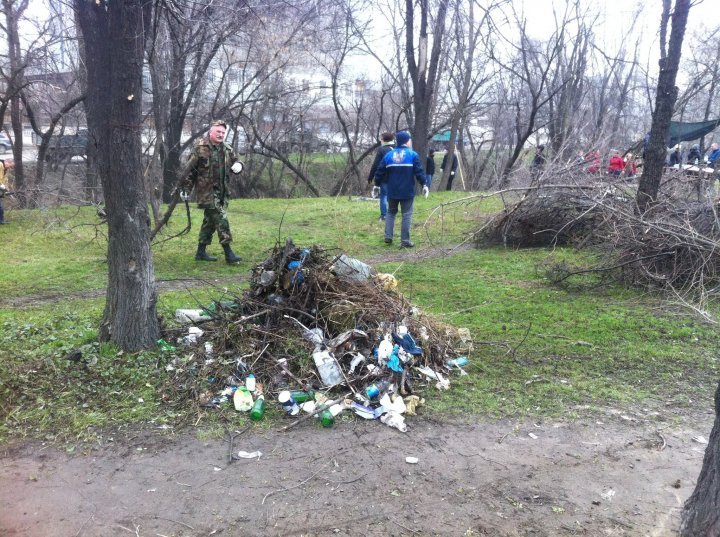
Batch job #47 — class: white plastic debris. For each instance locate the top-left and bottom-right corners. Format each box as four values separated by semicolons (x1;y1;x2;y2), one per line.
175;309;211;323
600;488;616;501
692;435;708;444
300;401;317;414
528;432;538;439
405;456;419;464
415;365;439;380
380;412;407;432
236;450;262;459
379;393;406;414
313;349;343;387
377;335;393;362
348;353;366;374
331;254;375;281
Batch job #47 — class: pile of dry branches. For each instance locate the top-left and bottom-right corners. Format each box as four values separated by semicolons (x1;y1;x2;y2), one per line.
161;239;471;413
475;171;720;313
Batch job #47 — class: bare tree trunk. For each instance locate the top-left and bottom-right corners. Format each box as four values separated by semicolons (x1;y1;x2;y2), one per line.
681;382;720;536
3;0;28;206
636;0;690;213
405;0;450;164
75;0;160;352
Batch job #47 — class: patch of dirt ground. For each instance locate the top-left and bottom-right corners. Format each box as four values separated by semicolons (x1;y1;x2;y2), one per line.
0;411;713;537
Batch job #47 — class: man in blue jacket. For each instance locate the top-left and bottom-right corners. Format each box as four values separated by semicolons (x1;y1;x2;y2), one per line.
707;143;720;169
374;130;429;248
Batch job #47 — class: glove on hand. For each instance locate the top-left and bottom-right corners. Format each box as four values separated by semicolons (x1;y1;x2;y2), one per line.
180;190;190;202
231;161;244;174
422;186;429;198
372;186;381;199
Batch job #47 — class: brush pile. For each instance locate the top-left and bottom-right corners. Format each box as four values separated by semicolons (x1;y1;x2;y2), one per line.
161;239;472;431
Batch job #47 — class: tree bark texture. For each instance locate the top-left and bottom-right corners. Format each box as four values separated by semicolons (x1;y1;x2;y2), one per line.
682;382;720;536
75;0;160;351
636;0;690;213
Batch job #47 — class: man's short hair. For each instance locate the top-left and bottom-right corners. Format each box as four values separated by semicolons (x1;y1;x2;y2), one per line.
380;132;394;143
210;120;227;129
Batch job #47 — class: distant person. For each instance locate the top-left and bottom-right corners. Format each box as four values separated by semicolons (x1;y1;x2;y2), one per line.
367;132;394;221
623;153;637;178
374;130;428;248
426;148;436;188
686;144;702;166
668;144;682;167
441;150;459;190
707;143;720;169
530;145;546;178
607;149;625;176
585;150;601;174
179;120;244;264
0;158;15;224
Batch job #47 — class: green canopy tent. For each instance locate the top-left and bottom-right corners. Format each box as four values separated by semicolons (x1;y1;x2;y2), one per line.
667;119;720;147
627;118;720;156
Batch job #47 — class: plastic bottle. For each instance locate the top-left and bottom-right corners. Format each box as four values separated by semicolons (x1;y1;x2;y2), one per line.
278;390;300;415
246;374;256;392
289;390;316;403
233;387;253;411
249;395;266;421
446;357;469;368
319;409;334;428
365;379;391;400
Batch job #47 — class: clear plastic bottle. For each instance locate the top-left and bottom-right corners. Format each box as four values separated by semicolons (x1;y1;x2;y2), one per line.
246;374;256;392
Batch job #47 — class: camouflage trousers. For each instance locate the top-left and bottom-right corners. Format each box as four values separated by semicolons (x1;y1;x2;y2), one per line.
198;206;233;245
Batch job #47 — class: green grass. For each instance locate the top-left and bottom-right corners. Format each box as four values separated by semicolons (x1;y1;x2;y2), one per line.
1;193;718;443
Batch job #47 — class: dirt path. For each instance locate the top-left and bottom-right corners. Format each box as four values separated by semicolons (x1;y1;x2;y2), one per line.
0;243;470;309
0;409;712;537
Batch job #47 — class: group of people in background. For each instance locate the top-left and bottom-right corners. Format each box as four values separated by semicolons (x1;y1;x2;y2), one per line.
367;131;459;247
666;142;720;169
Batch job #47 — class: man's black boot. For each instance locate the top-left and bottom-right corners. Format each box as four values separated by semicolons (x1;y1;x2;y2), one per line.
195;243;217;261
223;244;241;264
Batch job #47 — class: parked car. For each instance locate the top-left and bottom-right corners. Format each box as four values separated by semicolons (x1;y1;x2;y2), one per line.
45;129;88;164
277;130;331;154
0;133;11;153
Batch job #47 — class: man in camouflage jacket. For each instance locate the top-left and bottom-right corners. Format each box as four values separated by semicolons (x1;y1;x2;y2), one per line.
180;120;244;263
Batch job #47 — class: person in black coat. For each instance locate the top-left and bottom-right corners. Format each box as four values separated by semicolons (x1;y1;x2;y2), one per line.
367;132;395;221
425;149;436;188
441;151;459;190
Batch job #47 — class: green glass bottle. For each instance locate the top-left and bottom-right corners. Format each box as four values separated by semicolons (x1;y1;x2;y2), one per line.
319;409;334;428
290;390;316;403
249;396;266;421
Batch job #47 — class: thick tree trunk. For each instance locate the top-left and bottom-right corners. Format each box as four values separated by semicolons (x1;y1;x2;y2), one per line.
636;0;690;213
682;382;720;536
75;0;160;352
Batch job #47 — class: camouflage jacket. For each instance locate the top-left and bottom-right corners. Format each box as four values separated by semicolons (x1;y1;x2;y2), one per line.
179;138;243;209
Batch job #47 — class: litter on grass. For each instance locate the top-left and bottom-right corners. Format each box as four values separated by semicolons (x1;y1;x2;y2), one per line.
162;238;472;432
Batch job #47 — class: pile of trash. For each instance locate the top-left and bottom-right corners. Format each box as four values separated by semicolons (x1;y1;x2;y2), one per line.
161;239;472;432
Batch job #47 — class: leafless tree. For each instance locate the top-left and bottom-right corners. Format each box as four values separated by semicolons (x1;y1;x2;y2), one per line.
486;4;571;185
404;0;450;164
1;0;29;204
74;0;160;352
636;0;691;213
